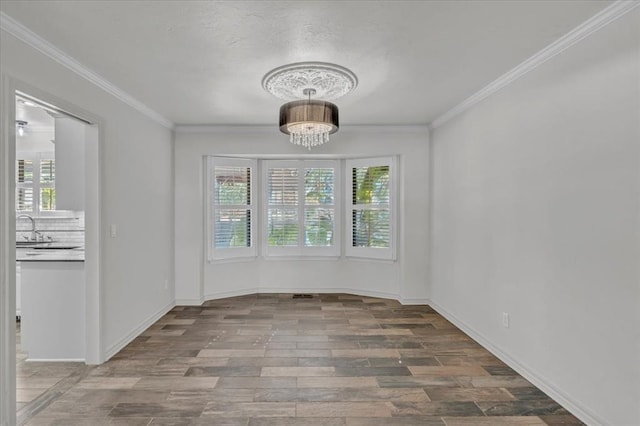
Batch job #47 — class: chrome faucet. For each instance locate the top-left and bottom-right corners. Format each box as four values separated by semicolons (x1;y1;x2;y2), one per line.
17;214;39;241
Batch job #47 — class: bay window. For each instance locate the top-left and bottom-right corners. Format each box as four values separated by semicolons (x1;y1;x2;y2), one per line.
207;156;395;261
207;157;256;260
346;157;396;260
264;160;340;257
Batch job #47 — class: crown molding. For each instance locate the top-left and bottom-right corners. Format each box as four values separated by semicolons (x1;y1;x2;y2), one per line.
174;124;430;134
0;12;174;130
175;124;275;134
430;0;640;129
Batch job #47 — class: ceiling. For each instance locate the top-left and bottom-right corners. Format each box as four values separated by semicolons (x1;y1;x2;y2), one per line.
15;97;54;132
1;1;612;126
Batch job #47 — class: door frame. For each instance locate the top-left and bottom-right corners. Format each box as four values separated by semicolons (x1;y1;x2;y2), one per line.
0;75;103;426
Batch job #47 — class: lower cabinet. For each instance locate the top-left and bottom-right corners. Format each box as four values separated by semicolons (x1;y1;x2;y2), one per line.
21;261;85;361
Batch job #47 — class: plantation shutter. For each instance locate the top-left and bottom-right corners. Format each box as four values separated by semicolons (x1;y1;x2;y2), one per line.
16;159;34;212
264;160;339;257
346;157;396;260
208;157;256;260
39;159;56;211
15;154;56;214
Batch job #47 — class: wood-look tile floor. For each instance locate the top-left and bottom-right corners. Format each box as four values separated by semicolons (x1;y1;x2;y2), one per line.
19;294;584;425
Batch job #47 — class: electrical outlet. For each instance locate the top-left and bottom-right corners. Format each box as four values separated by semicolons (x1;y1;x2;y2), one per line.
164;279;169;290
109;224;117;238
502;312;510;328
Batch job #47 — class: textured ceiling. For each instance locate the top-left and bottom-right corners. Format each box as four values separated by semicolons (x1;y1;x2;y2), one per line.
1;1;612;126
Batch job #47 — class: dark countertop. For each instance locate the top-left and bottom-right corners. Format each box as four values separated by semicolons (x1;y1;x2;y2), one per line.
17;247;85;262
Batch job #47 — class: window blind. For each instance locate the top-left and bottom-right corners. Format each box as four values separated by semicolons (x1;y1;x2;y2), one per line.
208;157;257;260
15;156;56;214
352;165;390;248
346;158;395;260
264;160;339;256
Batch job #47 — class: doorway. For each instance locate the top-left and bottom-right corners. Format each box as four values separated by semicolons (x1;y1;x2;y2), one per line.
0;79;102;426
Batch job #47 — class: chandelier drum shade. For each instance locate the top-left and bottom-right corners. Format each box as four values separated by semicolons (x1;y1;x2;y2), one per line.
279;99;339;149
263;62;356;150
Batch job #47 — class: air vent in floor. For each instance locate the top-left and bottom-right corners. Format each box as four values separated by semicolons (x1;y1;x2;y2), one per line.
292;294;313;299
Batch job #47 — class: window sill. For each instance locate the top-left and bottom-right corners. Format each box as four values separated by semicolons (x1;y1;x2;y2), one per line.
207;256;257;264
345;255;397;264
262;255;341;262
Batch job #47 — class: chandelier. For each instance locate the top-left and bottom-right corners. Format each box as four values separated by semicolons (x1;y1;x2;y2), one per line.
262;62;357;150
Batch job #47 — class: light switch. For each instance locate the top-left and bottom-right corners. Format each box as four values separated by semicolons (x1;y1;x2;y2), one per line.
110;224;117;238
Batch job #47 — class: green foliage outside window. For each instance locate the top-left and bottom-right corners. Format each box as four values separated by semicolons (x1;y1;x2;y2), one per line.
353;166;390;248
40;188;56;211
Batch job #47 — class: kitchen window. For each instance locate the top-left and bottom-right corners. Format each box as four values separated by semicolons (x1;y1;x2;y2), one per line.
16;153;56;214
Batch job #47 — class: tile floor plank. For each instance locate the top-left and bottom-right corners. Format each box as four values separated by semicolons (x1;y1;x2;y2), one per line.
16;294;584;425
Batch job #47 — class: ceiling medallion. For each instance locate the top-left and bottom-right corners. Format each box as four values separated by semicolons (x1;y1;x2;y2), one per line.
263;62;357;150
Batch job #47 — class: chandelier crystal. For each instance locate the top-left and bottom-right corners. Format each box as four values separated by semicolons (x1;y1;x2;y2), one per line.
263;62;357;150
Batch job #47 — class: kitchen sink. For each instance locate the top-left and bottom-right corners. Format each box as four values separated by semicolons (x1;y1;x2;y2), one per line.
16;241;49;247
16;242;81;250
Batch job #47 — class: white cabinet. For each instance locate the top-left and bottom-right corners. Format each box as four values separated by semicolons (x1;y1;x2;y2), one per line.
55;117;85;211
21;261;85;361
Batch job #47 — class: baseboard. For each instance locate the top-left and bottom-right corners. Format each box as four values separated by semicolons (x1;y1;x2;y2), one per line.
200;287;404;304
428;299;605;426
104;300;175;360
203;287;260;302
25;358;84;362
198;287;428;306
254;287;400;302
400;297;430;305
175;297;204;306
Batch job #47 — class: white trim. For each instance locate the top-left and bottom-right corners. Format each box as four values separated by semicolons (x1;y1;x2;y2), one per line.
83;123;102;364
428;300;606;426
201;288;405;304
399;297;430;305
204;287;261;301
104;301;175;360
9;81;104;365
207;256;258;265
430;0;640;129
261;255;340;261
174;124;430;134
0;74;17;426
25;358;85;363
0;12;174;130
206;156;257;261
258;288;400;301
345;156;397;261
262;159;341;258
175;297;205;306
176;125;276;134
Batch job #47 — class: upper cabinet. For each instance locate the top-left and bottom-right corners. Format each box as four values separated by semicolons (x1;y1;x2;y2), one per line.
54;117;85;211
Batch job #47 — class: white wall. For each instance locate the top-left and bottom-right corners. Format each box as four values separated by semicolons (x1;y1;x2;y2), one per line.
1;32;175;359
16;130;54;153
175;126;429;304
55;117;85;211
430;10;639;426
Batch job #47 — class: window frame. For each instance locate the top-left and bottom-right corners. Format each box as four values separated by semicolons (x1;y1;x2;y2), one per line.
262;159;341;258
345;156;397;261
16;151;58;216
206;156;257;261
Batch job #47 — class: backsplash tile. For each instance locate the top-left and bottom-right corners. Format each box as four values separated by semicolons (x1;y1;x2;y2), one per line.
16;212;84;245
